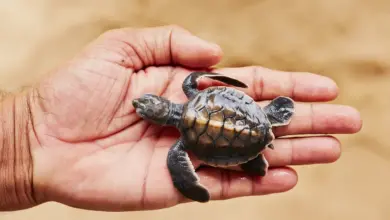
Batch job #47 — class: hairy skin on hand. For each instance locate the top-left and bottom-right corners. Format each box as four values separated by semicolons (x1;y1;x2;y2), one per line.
0;91;38;211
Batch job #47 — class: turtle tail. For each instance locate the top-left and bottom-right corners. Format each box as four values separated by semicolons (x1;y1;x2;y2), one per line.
263;96;295;127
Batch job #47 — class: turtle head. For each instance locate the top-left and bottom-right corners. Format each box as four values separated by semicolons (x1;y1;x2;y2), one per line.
132;94;172;125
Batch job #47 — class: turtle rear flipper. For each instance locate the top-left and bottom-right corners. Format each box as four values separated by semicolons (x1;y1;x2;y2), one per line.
264;96;295;126
182;71;248;98
240;154;269;176
167;139;210;202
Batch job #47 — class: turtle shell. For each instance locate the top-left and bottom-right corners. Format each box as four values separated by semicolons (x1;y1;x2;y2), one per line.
179;86;275;167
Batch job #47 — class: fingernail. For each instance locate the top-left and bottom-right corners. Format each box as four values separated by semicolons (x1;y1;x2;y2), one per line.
271;169;294;178
208;41;221;50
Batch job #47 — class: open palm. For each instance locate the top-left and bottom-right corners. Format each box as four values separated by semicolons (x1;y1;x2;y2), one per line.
28;26;361;211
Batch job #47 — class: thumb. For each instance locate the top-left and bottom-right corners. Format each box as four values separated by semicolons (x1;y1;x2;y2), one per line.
96;25;223;70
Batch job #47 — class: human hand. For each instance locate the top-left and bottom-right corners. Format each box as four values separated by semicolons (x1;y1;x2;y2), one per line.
23;25;362;211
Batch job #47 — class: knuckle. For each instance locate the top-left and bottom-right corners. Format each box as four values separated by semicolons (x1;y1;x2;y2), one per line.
163;24;190;36
99;27;134;40
98;25;187;41
250;66;264;100
165;24;185;32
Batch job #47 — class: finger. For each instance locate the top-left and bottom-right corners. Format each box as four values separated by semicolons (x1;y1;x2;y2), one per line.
264;136;341;167
97;25;223;70
198;66;339;102
257;102;362;136
187;167;297;202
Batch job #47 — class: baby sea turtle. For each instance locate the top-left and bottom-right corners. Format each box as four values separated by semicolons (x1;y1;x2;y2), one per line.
132;72;295;203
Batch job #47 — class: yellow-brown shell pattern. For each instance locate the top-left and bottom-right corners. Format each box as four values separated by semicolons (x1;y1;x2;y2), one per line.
179;87;273;164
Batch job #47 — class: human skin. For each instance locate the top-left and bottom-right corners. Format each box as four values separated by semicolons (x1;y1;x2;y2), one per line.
0;25;362;212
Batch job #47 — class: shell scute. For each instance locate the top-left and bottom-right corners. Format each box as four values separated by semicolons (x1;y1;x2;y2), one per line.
215;136;230;148
222;107;236;118
206;94;223;112
198;133;214;146
232;138;245;148
182;106;196;129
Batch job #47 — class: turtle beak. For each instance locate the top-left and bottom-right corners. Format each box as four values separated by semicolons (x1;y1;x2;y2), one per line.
132;99;140;108
132;98;146;117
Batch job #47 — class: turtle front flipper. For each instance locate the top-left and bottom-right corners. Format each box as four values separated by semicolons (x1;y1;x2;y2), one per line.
240;154;269;176
263;96;295;127
167;139;210;202
182;71;248;98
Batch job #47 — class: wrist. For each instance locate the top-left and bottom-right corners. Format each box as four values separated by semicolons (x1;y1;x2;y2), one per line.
0;92;38;211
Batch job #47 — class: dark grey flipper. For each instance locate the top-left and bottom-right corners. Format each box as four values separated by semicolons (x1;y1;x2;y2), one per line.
167;139;210;202
182;71;248;98
263;96;295;127
240;154;269;176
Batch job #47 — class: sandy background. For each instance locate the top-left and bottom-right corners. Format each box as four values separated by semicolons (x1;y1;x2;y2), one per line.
0;0;389;219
